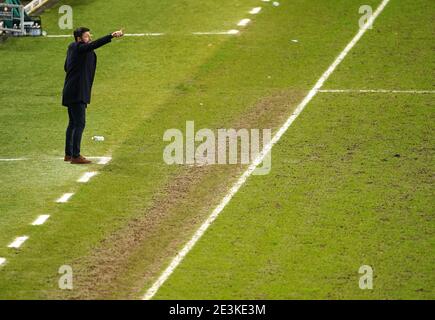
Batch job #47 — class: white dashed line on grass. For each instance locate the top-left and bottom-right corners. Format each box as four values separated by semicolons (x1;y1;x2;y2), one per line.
31;215;50;226
250;7;262;14
237;18;251;27
96;156;112;165
8;236;29;249
77;171;98;183
56;193;74;203
142;0;392;301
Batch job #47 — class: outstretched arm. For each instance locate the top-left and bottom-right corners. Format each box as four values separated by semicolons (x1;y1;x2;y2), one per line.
77;30;124;53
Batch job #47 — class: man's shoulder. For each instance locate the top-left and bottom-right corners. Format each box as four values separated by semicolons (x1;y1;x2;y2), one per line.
67;42;78;52
67;42;89;56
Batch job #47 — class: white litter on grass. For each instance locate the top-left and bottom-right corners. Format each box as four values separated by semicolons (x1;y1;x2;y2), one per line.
142;0;392;301
273;2;280;7
31;215;50;226
319;89;435;94
250;7;262;14
92;136;105;141
56;193;74;203
8;236;29;249
237;19;251;27
0;257;6;266
77;171;98;183
291;39;299;43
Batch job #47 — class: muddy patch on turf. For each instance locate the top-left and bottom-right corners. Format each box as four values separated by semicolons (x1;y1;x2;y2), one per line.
55;88;305;299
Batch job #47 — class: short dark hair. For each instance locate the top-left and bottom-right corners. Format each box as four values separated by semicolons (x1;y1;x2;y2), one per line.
73;27;90;41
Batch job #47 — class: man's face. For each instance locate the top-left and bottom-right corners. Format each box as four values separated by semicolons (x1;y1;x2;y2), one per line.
79;31;92;43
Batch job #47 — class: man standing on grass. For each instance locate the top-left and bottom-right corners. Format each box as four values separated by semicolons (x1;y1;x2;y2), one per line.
62;27;124;164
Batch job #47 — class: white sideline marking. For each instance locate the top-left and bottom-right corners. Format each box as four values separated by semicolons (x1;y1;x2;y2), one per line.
237;19;251;27
56;193;74;203
250;7;262;14
47;33;164;38
0;158;26;161
123;33;165;37
31;215;50;226
319;89;435;94
0;257;6;266
192;30;240;35
142;0;391;300
46;31;244;37
8;236;29;249
46;34;70;38
77;171;98;183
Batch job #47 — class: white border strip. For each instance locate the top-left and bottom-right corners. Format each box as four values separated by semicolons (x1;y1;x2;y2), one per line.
8;236;29;249
319;89;435;94
31;215;50;226
56;192;74;203
142;0;391;300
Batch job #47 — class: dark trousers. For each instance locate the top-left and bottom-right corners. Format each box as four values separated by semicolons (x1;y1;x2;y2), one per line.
65;103;86;158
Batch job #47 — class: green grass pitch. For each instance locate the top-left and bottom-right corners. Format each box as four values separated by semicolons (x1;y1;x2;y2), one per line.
0;0;433;299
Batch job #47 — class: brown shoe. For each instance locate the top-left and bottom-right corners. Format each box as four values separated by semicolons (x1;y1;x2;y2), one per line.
71;155;92;164
64;155;72;162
